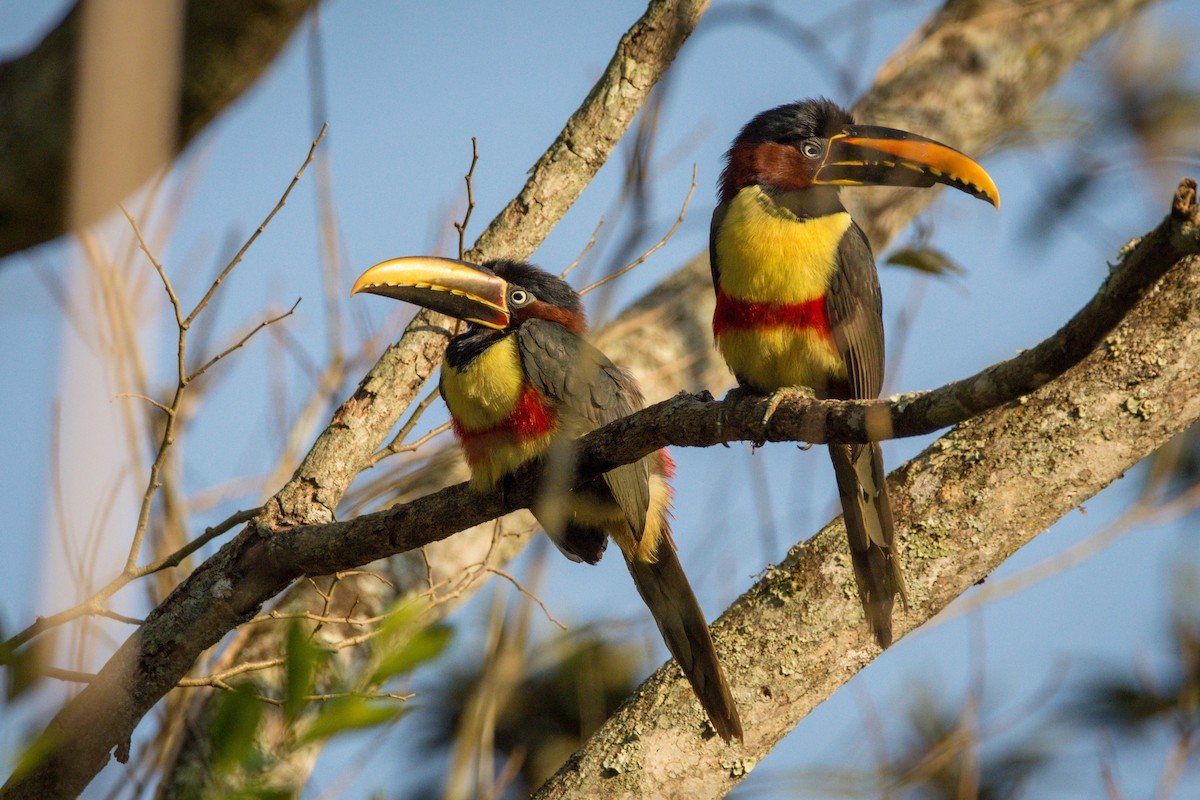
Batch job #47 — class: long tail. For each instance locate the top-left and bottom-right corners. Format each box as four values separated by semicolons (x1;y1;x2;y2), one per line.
828;442;908;647
625;534;743;742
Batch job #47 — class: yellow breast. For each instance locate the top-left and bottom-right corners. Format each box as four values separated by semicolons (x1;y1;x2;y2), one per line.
713;186;851;303
439;335;525;432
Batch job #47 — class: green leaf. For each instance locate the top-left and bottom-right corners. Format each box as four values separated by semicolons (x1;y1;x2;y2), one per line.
301;696;406;743
370;623;452;685
373;598;427;644
211;687;264;773
886;246;966;278
284;620;319;720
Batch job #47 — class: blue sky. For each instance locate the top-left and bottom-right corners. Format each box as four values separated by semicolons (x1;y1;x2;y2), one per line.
2;1;1199;797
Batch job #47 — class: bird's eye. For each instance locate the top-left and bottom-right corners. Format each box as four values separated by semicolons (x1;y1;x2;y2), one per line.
799;139;823;159
509;288;532;307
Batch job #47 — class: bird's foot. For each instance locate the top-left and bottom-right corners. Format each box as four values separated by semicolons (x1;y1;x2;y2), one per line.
762;385;815;429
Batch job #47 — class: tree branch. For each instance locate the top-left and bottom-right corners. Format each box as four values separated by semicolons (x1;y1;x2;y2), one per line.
1;2;708;798
152;0;1161;793
530;194;1200;798
0;0;319;260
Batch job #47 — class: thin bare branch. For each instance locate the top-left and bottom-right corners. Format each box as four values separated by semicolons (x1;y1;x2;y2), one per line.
487;567;567;631
43;666;99;685
560;216;605;279
184;124;326;329
112;393;175;417
578;165;696;296
187;298;301;383
142;506;264;575
120;203;182;327
454;137;480;261
369;387;445;466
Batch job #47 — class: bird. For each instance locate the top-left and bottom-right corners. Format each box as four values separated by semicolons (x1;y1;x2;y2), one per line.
352;256;742;742
709;98;999;647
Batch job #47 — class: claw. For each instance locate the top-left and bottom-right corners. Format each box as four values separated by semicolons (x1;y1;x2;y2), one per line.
761;385;815;428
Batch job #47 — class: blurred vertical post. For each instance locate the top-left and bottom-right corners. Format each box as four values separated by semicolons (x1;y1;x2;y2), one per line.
70;0;183;228
42;0;184;653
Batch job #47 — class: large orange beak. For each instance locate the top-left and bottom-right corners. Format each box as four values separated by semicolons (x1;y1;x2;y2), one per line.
351;256;512;329
814;124;999;208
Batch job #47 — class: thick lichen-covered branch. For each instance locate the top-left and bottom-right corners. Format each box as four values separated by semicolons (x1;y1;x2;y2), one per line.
0;2;708;798
530;195;1200;798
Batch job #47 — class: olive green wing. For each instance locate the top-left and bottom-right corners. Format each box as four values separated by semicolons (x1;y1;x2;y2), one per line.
516;318;650;538
825;221;885;403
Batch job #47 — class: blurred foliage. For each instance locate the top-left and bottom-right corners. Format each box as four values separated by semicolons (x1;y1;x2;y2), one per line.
883;689;1051;800
1065;615;1200;739
210;687;266;775
301;695;407;744
1024;22;1200;241
886;246;967;279
1147;427;1200;503
1;627;54;702
284;619;320;721
173;600;449;797
413;624;641;799
773;604;1200;798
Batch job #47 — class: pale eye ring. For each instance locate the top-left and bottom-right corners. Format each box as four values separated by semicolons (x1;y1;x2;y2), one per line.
509;289;531;306
800;140;823;159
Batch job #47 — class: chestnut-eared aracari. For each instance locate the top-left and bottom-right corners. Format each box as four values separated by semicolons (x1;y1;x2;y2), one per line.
352;257;742;742
710;98;999;647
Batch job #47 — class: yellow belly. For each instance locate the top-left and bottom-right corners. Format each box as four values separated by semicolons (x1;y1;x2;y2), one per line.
441;336;555;488
717;327;844;394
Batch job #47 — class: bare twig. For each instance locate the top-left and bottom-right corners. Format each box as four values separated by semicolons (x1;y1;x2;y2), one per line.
43;666;99;684
487;567;567;630
120;203;183;327
454;137;480;260
370;386;445;466
187;298;301;383
0;507;260;661
112;393;174;416
560;216;605;279
185;125;327;328
384;422;453;457
578;165;696;296
142;507;264;575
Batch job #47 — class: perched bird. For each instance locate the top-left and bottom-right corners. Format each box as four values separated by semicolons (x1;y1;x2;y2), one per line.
710;98;998;647
352;256;742;741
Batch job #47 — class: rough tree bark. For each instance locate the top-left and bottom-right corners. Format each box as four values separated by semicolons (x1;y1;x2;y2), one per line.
0;0;1163;798
155;0;1156;795
1;1;709;798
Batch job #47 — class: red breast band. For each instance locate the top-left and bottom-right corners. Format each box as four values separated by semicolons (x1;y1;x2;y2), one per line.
712;289;832;338
452;385;557;467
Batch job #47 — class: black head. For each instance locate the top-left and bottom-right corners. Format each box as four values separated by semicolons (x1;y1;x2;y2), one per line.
718;98;999;207
485;259;583;317
733;98;854;147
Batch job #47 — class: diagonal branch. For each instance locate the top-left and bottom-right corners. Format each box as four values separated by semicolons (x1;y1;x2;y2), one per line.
153;0;1161;794
0;2;709;798
529;200;1200;798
